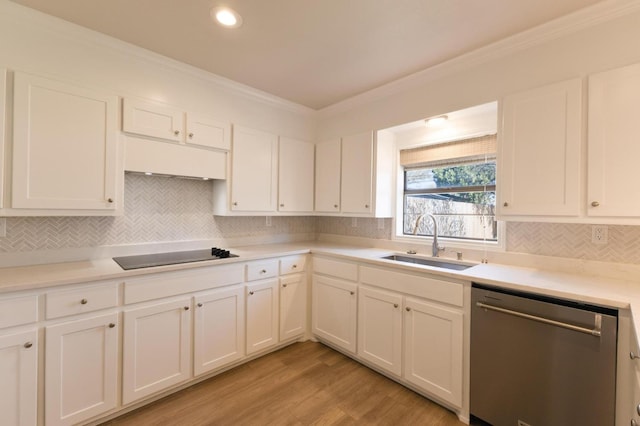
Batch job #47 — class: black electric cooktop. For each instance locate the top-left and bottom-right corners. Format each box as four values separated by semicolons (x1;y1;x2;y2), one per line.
113;247;238;270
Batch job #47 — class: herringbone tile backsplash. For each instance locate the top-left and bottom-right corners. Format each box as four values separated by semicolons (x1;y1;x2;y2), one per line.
0;174;639;265
0;174;316;253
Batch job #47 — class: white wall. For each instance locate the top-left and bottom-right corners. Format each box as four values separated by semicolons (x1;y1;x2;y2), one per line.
0;0;315;141
316;4;640;138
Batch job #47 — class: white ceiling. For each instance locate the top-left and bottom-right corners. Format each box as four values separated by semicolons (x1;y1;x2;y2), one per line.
10;0;604;109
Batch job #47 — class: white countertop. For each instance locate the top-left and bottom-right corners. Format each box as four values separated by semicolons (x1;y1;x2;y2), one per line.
1;241;639;335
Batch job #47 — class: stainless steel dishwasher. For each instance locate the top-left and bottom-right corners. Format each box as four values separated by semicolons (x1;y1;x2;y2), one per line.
470;283;617;426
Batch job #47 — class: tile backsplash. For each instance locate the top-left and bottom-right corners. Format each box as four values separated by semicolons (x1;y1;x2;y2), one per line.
0;175;638;265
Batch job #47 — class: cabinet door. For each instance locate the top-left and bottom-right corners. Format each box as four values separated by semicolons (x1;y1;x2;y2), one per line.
278;137;314;212
12;72;118;210
0;68;6;209
45;313;118;426
231;125;278;212
193;285;244;376
311;275;357;354
0;329;37;426
357;286;402;376
279;274;307;341
315;139;341;213
185;113;231;151
404;297;463;408
246;279;279;355
123;298;191;404
499;79;582;216
341;132;373;214
588;63;640;217
122;98;183;142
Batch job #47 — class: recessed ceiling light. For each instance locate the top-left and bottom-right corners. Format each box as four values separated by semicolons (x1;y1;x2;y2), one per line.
425;115;448;127
211;7;243;28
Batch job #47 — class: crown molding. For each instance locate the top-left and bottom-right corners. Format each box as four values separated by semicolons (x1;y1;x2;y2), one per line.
1;0;315;117
318;0;640;118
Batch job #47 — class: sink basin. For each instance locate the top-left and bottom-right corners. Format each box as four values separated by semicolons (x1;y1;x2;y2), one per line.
380;254;473;271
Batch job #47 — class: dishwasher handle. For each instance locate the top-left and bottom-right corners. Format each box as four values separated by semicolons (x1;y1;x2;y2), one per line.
476;301;602;337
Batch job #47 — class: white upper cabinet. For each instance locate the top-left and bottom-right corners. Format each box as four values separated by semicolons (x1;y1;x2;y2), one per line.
185;113;231;151
278;137;314;213
498;78;582;217
123;99;183;142
10;71;119;213
214;125;278;214
123;99;231;151
315;130;394;217
588;63;640;218
341;131;373;214
315;139;342;213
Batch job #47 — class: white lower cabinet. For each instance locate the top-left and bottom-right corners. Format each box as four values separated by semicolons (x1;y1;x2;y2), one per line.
357;286;403;376
311;275;357;354
45;313;118;426
246;279;279;355
0;329;37;426
122;298;192;405
404;297;463;407
279;274;307;341
193;285;245;376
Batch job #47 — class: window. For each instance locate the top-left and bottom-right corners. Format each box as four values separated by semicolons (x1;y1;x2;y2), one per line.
401;134;497;242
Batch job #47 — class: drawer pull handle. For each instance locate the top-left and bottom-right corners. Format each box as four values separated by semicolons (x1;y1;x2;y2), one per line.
197;303;203;307
630;351;640;360
80;299;88;305
249;291;254;295
24;342;33;349
184;306;190;311
108;323;116;328
591;201;600;207
637;404;640;417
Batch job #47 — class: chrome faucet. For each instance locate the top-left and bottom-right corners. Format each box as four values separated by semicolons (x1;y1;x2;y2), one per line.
413;213;445;257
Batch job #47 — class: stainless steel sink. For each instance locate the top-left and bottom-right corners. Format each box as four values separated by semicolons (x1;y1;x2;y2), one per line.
380;254;473;271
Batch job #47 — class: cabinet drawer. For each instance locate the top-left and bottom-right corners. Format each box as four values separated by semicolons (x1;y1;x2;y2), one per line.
313;256;358;281
280;255;307;275
246;260;279;281
360;266;464;307
0;294;38;329
46;282;118;319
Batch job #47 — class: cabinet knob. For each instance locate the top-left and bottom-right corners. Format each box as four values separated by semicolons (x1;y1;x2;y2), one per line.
334;204;338;208
292;264;297;269
365;204;369;209
406;307;411;312
80;298;88;305
108;323;116;328
632;419;638;426
393;304;398;308
591;201;600;207
637;404;640;416
24;342;33;349
630;351;640;360
503;202;509;207
188;132;194;139
260;269;267;274
184;306;190;311
174;130;180;136
107;198;114;203
249;291;254;295
349;291;355;296
233;202;238;206
282;284;287;288
280;203;284;207
197;302;203;307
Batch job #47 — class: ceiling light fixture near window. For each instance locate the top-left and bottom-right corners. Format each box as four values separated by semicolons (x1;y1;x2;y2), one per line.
425;115;448;127
211;7;243;28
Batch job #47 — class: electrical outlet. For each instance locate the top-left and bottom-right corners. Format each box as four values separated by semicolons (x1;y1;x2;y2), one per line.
265;216;272;227
351;217;358;228
0;218;5;237
591;225;608;244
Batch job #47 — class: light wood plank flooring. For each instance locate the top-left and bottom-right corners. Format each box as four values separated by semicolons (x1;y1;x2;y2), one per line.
101;341;467;425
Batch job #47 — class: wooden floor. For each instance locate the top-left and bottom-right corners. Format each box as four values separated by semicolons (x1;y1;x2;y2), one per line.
101;341;467;426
